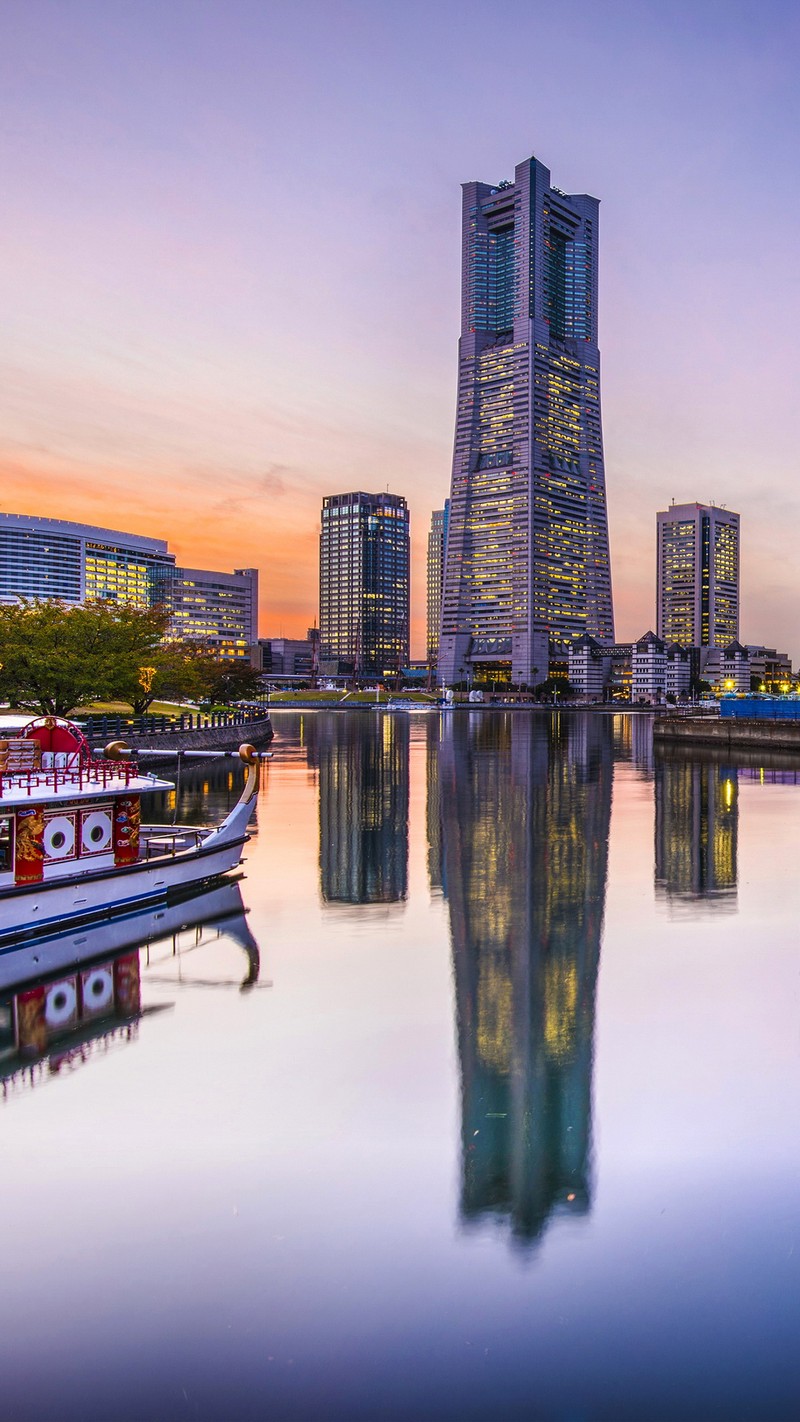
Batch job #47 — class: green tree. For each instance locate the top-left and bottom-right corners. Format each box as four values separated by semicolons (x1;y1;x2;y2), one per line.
202;658;264;706
0;599;167;715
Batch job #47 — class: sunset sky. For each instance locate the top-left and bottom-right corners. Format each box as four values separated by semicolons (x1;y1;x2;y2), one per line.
2;0;800;657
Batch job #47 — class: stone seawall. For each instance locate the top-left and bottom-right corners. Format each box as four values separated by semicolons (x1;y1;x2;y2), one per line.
90;714;274;762
654;716;800;752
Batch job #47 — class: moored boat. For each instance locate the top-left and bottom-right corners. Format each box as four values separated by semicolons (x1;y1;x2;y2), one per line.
0;717;264;945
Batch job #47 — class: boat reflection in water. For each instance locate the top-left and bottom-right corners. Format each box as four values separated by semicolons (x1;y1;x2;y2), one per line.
437;712;611;1249
0;879;260;1099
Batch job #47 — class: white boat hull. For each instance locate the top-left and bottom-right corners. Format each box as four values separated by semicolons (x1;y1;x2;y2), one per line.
0;832;248;947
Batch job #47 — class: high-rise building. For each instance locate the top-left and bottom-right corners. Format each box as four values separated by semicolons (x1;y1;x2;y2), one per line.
438;153;614;686
656;502;739;648
426;501;449;668
0;513;259;659
319;492;410;678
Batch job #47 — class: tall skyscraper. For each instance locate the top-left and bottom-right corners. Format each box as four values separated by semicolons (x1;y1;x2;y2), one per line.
438;153;614;686
319;492;410;677
426;501;449;668
656;502;739;648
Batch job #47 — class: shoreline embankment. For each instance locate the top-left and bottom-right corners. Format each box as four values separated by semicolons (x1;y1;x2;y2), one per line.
654;716;800;753
93;714;274;764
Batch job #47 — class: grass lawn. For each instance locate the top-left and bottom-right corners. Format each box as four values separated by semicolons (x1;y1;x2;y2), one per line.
71;700;201;716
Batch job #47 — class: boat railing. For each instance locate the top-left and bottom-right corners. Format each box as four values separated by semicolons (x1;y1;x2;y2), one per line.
0;758;141;799
140;825;205;858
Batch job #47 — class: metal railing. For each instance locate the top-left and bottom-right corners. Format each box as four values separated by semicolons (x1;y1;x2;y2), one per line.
82;707;269;740
0;758;140;799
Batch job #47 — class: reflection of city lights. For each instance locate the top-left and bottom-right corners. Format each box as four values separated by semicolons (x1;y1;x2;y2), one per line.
724;779;733;808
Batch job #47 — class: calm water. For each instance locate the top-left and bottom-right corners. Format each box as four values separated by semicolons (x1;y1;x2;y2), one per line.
2;710;800;1420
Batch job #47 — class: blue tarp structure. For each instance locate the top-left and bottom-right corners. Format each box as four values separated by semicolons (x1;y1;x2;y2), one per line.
720;697;800;720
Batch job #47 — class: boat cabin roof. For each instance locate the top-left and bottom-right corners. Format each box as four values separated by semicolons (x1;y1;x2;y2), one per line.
0;766;173;810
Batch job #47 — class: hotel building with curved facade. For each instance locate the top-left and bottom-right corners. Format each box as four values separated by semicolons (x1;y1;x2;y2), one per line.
438;153;614;685
0;513;258;659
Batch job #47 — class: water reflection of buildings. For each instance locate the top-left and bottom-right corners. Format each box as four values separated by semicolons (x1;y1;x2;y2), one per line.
440;712;611;1248
611;711;654;777
654;755;738;909
426;715;444;896
319;715;409;905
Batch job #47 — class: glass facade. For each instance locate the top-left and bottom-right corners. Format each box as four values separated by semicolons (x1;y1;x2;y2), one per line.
439;154;614;686
85;541;173;607
0;515;174;607
319;492;410;677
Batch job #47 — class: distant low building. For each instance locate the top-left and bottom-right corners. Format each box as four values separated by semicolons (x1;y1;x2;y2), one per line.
665;643;693;698
745;645;792;693
252;629;320;680
568;636;609;700
703;641;750;695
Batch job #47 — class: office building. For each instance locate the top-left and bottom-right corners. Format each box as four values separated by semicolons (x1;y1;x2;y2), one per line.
320;492;410;678
0;513;258;659
438;152;614;687
426;502;449;668
656;502;739;648
157;567;258;661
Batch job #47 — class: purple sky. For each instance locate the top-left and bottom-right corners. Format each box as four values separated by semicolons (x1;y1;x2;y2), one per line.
2;0;799;654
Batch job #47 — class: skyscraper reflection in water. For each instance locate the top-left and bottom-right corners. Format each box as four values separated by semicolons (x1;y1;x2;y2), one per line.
318;714;409;905
438;712;612;1249
654;755;738;910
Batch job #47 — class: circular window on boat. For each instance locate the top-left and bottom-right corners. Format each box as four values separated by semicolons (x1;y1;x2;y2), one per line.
89;825;104;843
50;832;66;850
52;990;67;1011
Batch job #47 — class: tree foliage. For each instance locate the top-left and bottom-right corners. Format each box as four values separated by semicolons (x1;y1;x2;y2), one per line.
0;600;169;715
0;599;266;716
